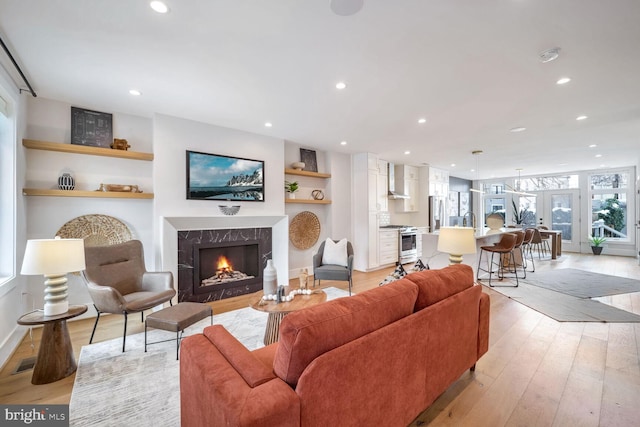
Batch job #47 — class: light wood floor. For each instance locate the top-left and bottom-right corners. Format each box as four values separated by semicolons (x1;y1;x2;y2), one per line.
1;253;639;426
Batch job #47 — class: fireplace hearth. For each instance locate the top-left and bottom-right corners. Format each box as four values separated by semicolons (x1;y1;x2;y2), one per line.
178;227;272;302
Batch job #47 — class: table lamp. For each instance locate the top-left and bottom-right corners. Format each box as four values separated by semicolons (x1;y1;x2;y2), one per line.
437;227;476;265
21;237;86;316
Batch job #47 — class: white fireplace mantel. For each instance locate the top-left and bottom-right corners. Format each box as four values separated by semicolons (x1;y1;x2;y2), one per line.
161;215;289;288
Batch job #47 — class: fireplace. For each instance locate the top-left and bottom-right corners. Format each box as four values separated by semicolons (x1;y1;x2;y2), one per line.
178;227;272;302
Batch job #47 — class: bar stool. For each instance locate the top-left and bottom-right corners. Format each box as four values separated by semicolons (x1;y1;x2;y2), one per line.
530;228;548;259
537;226;552;255
477;232;519;287
511;230;527;279
522;228;536;272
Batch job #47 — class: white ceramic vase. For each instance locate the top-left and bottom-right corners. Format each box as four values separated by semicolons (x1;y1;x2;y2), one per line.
263;259;277;295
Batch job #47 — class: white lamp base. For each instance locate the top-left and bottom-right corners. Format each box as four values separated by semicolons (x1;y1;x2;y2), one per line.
448;254;463;265
43;273;69;316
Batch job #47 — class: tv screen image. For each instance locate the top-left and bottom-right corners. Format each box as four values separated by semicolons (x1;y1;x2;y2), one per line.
186;150;264;201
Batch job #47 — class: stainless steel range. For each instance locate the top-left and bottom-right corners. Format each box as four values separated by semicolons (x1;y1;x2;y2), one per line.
380;225;418;264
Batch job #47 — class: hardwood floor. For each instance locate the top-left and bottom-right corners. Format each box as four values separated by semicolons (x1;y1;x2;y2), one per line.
1;253;639;426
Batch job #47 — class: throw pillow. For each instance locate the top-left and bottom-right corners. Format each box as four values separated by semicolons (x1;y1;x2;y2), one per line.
410;258;430;272
322;238;349;267
379;263;408;286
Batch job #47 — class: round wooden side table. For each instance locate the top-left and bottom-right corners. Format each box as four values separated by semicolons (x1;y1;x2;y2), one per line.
17;305;88;385
250;289;326;345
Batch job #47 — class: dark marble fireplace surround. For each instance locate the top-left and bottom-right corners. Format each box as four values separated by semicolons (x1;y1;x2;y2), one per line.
178;227;272;302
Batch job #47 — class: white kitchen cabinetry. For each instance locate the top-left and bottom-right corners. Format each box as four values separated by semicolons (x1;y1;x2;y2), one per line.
429;167;449;197
396;164;420;212
415;227;428;259
379;230;399;266
377;159;388;212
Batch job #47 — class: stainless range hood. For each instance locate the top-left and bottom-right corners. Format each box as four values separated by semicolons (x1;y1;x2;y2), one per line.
387;163;410;199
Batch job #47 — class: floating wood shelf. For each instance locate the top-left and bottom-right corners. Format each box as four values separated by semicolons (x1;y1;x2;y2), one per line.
22;189;154;199
23;139;154;161
285;199;331;205
284;168;331;178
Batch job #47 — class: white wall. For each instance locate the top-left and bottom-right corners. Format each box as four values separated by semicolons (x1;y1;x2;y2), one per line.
23;97;154;316
0;69;27;368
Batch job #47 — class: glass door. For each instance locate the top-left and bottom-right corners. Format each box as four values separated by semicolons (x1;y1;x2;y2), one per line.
532;190;581;252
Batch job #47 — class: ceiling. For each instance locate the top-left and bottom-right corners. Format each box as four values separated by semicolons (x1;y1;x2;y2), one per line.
1;0;639;181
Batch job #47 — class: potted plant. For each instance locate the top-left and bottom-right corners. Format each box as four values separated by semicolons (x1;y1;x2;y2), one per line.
588;235;607;255
284;181;299;199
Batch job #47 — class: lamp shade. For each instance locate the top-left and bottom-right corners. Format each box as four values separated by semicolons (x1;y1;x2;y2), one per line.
437;227;476;255
21;238;86;275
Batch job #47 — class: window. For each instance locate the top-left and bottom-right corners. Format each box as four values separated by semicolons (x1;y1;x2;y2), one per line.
0;90;15;286
520;175;579;191
590;171;631;241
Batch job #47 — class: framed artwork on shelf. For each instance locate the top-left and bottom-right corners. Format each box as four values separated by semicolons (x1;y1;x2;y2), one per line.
300;148;318;172
71;107;113;148
186;150;264;201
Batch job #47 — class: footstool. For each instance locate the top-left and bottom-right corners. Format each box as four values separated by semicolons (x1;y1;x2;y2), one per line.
145;302;213;360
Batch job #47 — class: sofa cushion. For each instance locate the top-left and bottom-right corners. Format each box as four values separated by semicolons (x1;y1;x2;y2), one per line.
404;264;475;311
273;279;418;387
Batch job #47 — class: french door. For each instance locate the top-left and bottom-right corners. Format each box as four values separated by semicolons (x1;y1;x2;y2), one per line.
530;190;581;252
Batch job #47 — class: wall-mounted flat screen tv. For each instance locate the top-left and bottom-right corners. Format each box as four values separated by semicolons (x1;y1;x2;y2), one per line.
186;150;264;201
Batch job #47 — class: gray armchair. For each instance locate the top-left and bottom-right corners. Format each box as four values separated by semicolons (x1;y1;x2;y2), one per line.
312;239;354;295
82;240;176;351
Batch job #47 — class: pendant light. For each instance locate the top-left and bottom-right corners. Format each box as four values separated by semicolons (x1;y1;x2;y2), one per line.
505;168;535;197
470;150;485;194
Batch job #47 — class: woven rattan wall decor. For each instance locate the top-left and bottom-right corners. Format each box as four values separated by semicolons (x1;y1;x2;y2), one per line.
56;214;133;247
289;211;321;250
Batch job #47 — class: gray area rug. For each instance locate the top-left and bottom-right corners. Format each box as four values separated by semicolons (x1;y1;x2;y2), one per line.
69;287;349;427
484;269;640;322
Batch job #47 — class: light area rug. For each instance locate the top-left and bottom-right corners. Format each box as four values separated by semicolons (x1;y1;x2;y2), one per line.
69;287;349;427
484;269;640;322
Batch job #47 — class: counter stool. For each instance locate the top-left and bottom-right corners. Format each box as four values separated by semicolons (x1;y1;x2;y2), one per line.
512;230;527;279
530;228;549;259
477;232;519;287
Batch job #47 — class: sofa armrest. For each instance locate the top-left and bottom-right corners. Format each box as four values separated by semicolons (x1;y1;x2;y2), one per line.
478;292;490;358
180;327;300;427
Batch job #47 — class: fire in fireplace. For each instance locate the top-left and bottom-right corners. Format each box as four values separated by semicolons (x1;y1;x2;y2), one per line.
201;255;255;286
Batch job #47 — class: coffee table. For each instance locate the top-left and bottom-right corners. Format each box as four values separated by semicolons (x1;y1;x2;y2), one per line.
250;289;326;345
17;305;87;384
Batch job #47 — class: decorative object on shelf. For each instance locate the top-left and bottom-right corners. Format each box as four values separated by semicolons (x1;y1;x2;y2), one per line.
311;189;324;200
263;259;277;296
300;148;318;172
71;107;113;148
291;161;305;171
285;180;299;199
289;211;321;249
56;214;133;247
186;150;264;202
20;237;86;316
218;205;240;216
111;138;130;151
588;234;606;255
57;173;75;190
96;184;143;193
299;268;309;289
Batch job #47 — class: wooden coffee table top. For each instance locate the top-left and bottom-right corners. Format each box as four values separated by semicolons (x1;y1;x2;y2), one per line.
250;288;327;314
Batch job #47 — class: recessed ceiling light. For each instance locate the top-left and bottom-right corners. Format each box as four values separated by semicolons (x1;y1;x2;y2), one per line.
129;89;141;96
589;144;597;148
470;168;476;172
539;47;561;63
264;122;272;128
404;151;411;155
340;141;347;145
576;115;588;121
595;154;602;158
418;118;426;124
451;163;456;167
510;127;526;133
335;82;346;90
150;1;169;13
558;163;568;166
556;77;571;85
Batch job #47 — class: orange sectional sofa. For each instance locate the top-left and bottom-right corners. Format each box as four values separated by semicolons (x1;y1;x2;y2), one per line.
180;264;490;427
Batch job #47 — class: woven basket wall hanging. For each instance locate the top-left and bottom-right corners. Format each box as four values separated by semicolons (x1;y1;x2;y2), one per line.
289;211;321;250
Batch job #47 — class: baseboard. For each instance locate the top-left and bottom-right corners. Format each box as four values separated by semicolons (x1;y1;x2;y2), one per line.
0;325;28;373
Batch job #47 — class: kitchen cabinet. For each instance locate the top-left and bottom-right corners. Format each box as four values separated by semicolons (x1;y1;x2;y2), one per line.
429;167;449;197
415;227;428;258
396;164;420;212
379;230;399;266
22;139;154;199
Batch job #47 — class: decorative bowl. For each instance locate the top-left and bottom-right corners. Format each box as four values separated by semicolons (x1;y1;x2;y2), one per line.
218;205;241;216
291;162;306;171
